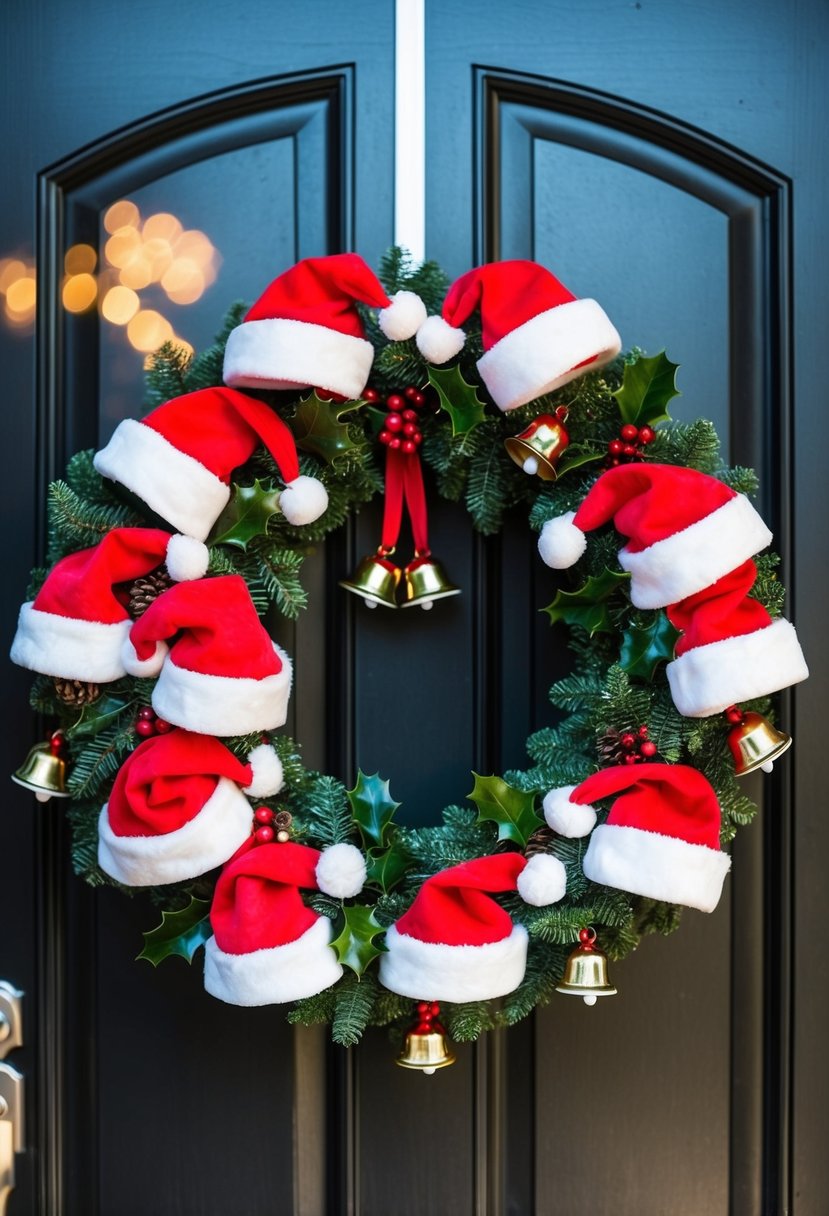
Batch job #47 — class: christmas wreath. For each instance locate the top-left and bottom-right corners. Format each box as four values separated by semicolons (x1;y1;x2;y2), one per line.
10;248;808;1065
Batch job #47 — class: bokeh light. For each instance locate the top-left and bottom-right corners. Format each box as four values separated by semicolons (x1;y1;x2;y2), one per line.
2;261;37;328
62;272;98;313
101;284;140;325
64;244;97;275
126;308;174;352
103;200;140;234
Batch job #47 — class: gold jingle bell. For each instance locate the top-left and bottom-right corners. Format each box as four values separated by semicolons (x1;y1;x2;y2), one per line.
396;1001;456;1074
12;731;70;803
556;927;617;1006
339;549;401;609
504;408;570;481
400;552;461;612
725;707;792;776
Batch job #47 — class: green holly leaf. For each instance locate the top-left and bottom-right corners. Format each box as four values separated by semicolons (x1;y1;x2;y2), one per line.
137;896;212;967
209;479;281;551
65;694;129;739
552;443;605;480
619;613;681;680
467;773;540;848
542;568;631;636
428;364;488;436
347;770;401;850
365;836;412;893
330;904;387;975
612;351;680;427
291;391;363;463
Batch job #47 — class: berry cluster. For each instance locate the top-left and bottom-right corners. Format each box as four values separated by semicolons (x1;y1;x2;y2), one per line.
252;805;293;845
606;422;655;466
619;724;658;764
365;386;427;454
135;705;172;738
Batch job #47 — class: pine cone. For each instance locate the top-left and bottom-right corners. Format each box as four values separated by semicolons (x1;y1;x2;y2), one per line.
524;825;555;857
54;677;101;706
129;569;173;618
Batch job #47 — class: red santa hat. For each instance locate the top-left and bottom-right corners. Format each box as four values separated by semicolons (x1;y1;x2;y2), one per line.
378;852;567;1002
538;464;773;609
665;560;808;717
222;253;426;399
97;729;284;887
203;838;367;1006
122;574;292;736
94;387;328;542
415;260;621;411
547;764;731;912
9;527;208;683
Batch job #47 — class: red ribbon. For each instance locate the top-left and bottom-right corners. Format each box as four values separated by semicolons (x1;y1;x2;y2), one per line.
380;447;429;556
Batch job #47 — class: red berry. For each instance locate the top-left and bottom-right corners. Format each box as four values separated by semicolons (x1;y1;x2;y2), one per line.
404;386;419;400
640;740;657;758
386;395;404;412
401;439;416;454
620;732;636;750
154;718;172;734
610;457;621;466
622;443;637;456
254;806;274;825
413;391;426;407
389;436;402;450
135;719;155;738
138;706;155;721
578;928;595;946
403;422;417;437
608;439;623;455
417;1000;430;1015
378;430;392;446
637;725;649;738
255;825;275;845
385;413;403;432
623;752;638;765
430;1002;441;1017
725;707;744;725
639;425;656;444
402;408;418;423
413;431;423;446
363;387;379;403
620;423;639;442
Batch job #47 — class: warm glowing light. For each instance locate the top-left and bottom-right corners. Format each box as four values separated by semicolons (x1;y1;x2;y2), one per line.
104;200;140;234
101;284;140;325
161;257;206;304
175;229;215;268
62;272;98;313
64;244;97;275
142;212;182;244
118;254;153;291
127;308;174;352
141;236;173;282
105;228;142;270
5;274;36;315
0;259;27;294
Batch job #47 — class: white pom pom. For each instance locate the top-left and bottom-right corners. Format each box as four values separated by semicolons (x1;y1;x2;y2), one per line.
378;290;428;341
542;787;597;838
517;854;567;906
242;743;285;798
415;314;466;364
121;636;168;678
165;534;209;582
316;842;367;899
537;512;587;569
279;475;329;526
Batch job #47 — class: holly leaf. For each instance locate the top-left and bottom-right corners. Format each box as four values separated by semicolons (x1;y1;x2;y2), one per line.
209;479;281;551
65;694;129;738
542;568;631;636
467;773;540;848
347;770;401;850
330;904;387;975
365;837;412;893
552;443;605;479
619;613;681;680
428;364;488;436
137;896;212;967
612;351;680;427
291;390;363;463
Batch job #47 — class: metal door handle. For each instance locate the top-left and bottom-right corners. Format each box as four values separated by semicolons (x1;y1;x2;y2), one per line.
0;985;24;1216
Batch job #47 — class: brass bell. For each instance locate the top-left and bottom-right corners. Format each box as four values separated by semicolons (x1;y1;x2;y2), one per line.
727;710;792;776
396;1002;456;1074
12;731;70;803
504;408;570;480
400;553;461;611
339;550;401;609
556;928;617;1006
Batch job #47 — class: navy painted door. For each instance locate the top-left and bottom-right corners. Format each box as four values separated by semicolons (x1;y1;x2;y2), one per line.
1;3;827;1213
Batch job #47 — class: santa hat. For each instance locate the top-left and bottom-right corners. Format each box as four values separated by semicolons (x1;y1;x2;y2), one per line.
97;729;284;887
548;764;731;912
378;852;567;1002
9;527;208;683
665;560;808;717
94;387;328;542
203;838;367;1006
538;464;773;609
415;260;621;411
223;253;426;399
122;574;292;736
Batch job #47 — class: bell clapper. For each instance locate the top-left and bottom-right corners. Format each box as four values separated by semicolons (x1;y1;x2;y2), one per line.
522;456;539;476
